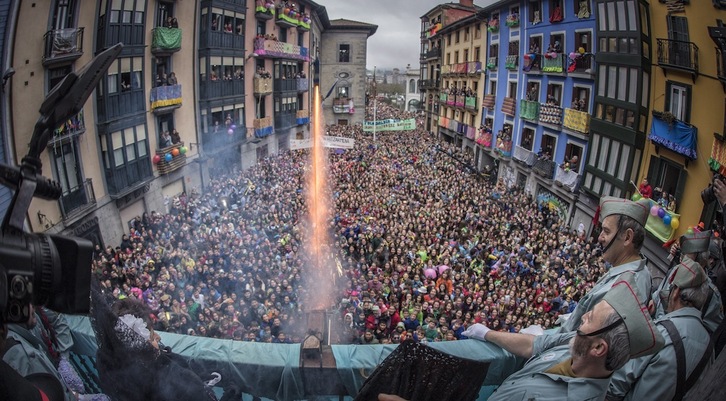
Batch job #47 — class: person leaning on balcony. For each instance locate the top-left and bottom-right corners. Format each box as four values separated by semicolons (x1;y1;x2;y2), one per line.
171;129;181;145
462;274;664;401
167;72;177;86
160;131;172;148
638;178;653;199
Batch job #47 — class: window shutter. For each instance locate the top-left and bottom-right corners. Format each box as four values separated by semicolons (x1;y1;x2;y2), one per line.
674;167;687;206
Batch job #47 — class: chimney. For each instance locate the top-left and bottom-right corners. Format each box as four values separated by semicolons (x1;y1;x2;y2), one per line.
460;0;474;7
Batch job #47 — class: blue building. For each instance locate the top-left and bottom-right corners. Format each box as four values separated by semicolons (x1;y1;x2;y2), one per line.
480;0;595;223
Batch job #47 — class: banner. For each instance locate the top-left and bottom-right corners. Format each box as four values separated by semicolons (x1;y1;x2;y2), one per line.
362;118;416;132
289;136;355;150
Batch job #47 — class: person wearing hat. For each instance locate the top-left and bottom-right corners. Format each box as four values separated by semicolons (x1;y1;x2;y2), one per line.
652;230;723;333
462;274;664;401
608;262;713;401
559;196;653;332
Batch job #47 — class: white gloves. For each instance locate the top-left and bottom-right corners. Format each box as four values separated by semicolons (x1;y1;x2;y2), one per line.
462;323;491;341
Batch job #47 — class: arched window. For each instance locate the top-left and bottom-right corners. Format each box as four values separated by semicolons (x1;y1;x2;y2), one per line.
409;79;416;93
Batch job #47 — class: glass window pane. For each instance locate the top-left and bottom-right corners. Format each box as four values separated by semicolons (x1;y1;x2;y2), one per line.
585;172;594;189
603;181;612;196
112;131;123;149
589;133;600;167
598;137;610;170
138;140;147;157
641;71;649;108
107;75;117;93
617;67;627;101
618;144;631;181
114;149;124;166
598;67;606;96
617;1;627;31
598;3;607;31
126;144;136;161
629;68;638;103
594;176;603;194
612;187;622;198
136;125;146;140
607;2;617;31
124;128;135;145
607;141;620;175
627;1;637;31
607;67;617;98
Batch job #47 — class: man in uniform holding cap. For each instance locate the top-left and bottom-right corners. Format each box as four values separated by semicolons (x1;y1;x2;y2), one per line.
560;196;653;332
608;261;713;400
462;274;664;400
652;230;723;333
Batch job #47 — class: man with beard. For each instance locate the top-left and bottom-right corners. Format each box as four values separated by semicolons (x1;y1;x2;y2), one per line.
560;196;652;332
462;275;663;400
608;261;712;400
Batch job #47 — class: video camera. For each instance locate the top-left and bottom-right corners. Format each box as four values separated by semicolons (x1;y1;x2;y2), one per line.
0;44;122;324
701;173;726;205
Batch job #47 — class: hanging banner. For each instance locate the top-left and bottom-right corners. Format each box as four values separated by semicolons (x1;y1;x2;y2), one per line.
289;136;355;150
362;118;416;132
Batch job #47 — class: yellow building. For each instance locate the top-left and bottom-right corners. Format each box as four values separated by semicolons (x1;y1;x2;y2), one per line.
638;1;726;259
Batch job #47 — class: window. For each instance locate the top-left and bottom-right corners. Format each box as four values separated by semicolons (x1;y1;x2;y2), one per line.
667;16;690;68
474;47;480;61
564;143;583;171
529;36;542;54
529;0;542;24
447;34;451;46
546;83;562;105
526;81;540;101
202;55;245;81
475;24;481;39
549;33;564;52
489;43;498;57
489;79;497;96
574;0;590;16
571;86;590;111
279;27;287;42
256;20;266;36
100;124;149;169
549;0;563;22
339;44;350;63
521;127;534;150
455;31;460;43
574;31;591;53
665;81;691;122
337;85;350;99
51;139;86;215
446;53;451;65
201;103;245;133
647;155;687;209
156;1;174;27
508;40;519;55
542;134;556;156
52;0;77;29
48;65;72;92
157;114;175;145
106;56;143;94
464;49;469;62
508;81;517;98
464;27;470;41
454;51;459;63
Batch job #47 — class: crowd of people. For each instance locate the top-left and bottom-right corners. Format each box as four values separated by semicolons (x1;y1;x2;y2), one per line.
93;103;606;346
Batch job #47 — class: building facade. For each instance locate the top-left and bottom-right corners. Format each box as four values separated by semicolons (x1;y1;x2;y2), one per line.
4;0;374;247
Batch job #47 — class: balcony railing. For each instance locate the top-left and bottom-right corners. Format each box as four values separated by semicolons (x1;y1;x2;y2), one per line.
425;22;442;38
296;109;309;125
505;55;518;69
424;48;441;60
563;108;590;134
255;4;275;20
440;65;452;75
419;79;439;90
254;77;272;95
253;116;274;138
487;56;498;70
253;37;309;61
467;61;483;74
200;79;244;100
657;38;699;76
150;84;182;111
333;97;355;114
519;99;540;121
501;97;516;116
542;53;566;73
151;27;182;55
716;47;726;84
465;96;477;110
43;27;84;67
275;9;311;30
454;95;465;108
523;53;541;72
49;111;85;146
495;137;513;158
555;166;580;192
202;126;248;154
274;78;297;92
533;158;556;179
567;52;594;76
200;29;245;49
274;111;297;130
539;104;563;125
482;94;496;109
155;142;187;175
439;93;448;104
452;62;469;74
513;146;537;167
59;178;96;218
296;78;309;92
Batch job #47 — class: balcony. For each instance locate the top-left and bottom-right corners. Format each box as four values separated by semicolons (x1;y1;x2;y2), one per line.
202;127;248;154
297;78;309;92
495;136;513;158
296;109;310;125
486;56;498;70
274;78;297;92
501;97;516;117
105;156;153;198
657;38;699;79
716;48;726;86
59;178;96;218
423;48;441;60
555;166;580;192
200;79;244;100
333;97;355;114
482;94;496;109
200;29;245;49
542;53;565;73
563;108;590;134
274;111;297;130
523;53;541;72
254;77;272;95
439;93;448;104
275;8;311;31
149;84;182;113
452;62;468;75
505;55;518;70
567;52;594;77
476;128;493;148
253;37;309;61
253;116;274;138
454;95;465;108
650;110;697;160
513;146;537;167
151;27;182;56
539;104;563;126
467;61;482;74
48;111;85;147
42;27;84;67
424;22;442;38
465;96;477;110
519;100;540;121
533;158;556;179
155;142;187;176
255;4;275;20
419;79;439;90
440;65;452;76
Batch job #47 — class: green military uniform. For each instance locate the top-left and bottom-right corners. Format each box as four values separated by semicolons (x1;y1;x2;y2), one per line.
489;332;611;401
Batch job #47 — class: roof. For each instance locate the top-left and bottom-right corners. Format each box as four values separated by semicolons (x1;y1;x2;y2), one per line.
327;18;379;37
420;2;482;19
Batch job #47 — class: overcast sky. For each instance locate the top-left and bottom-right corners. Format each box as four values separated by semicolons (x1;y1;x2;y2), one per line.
319;0;449;70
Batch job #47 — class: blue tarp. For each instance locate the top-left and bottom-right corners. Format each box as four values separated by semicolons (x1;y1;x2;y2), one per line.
649;116;697;160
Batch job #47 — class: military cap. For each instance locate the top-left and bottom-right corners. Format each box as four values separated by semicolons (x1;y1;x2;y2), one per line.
600;196;650;227
680;230;711;255
668;259;707;290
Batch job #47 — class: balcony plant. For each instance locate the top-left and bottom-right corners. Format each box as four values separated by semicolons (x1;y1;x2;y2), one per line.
487;18;499;33
505;13;519;27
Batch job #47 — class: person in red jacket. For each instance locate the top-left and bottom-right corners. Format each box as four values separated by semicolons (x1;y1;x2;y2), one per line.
638;178;653;198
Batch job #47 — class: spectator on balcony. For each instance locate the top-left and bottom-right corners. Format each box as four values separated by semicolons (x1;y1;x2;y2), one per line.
225;114;233;127
667;194;677;212
234;69;244;80
638;178;653;199
550;3;563;23
237;23;243;35
171;129;181;145
211;17;218;31
224;23;233;33
545;41;561;59
167;72;177;86
160;131;173;148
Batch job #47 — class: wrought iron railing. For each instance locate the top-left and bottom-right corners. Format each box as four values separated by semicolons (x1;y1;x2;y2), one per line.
43;27;84;66
533;158;556;179
657;38;699;74
539;104;563;125
59;178;96;218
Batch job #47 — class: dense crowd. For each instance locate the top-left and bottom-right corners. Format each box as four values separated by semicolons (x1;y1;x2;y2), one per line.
93;103;606;345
